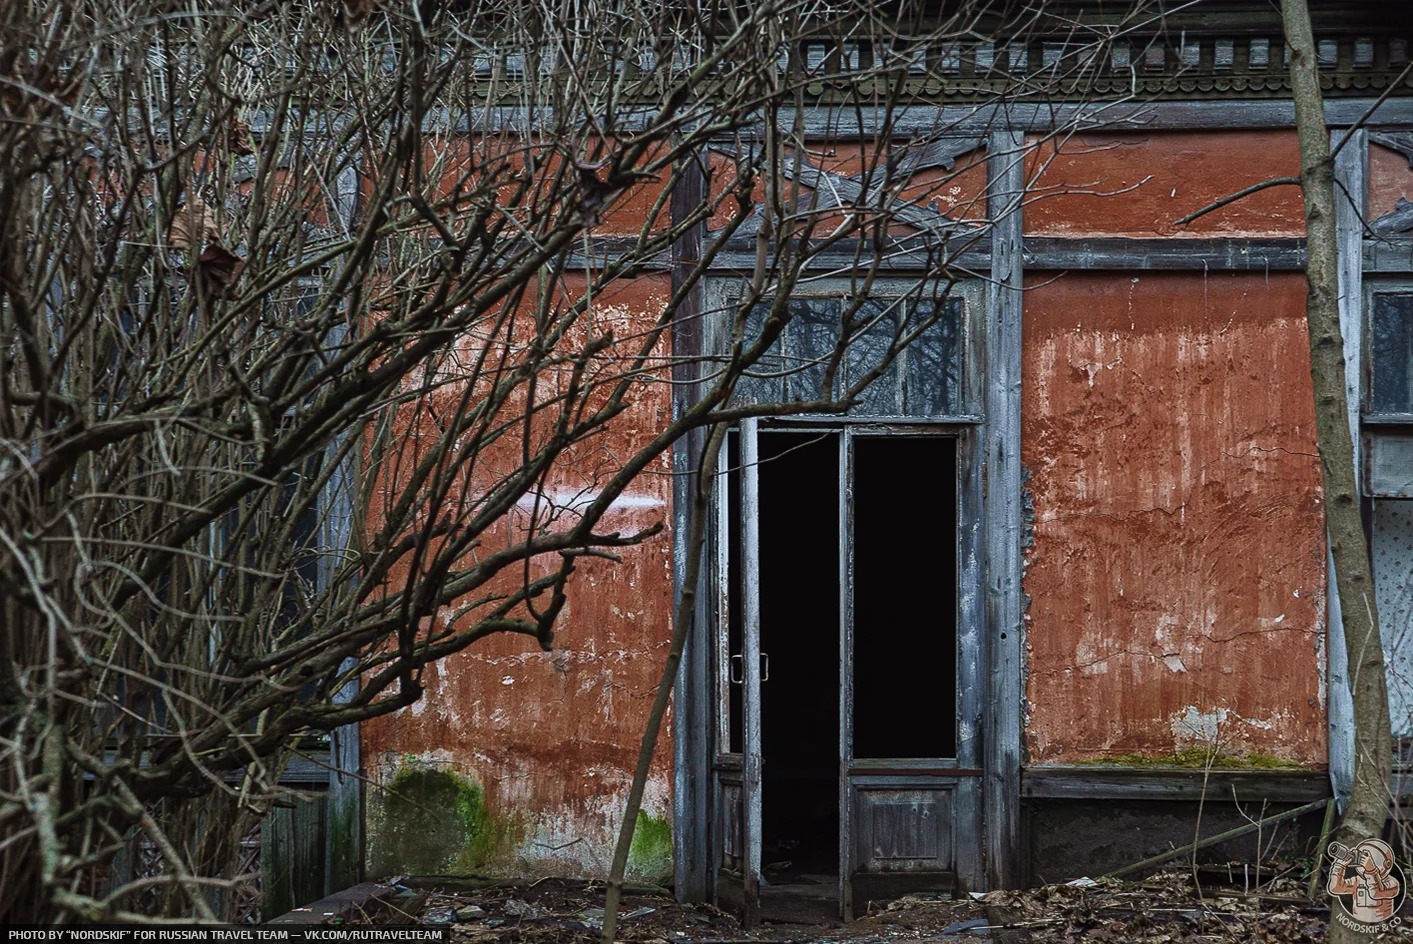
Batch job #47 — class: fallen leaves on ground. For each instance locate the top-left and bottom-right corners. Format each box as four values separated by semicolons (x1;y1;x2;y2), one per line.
381;866;1405;943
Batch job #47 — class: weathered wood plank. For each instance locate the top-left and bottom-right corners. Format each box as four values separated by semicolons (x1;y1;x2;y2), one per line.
1368;197;1413;236
323;160;364;898
838;430;855;920
983;130;1025;891
784;98;1413;138
1326;129;1367;809
569;233;1316;274
261;796;329;919
265;880;407;925
738;418;762;928
705;236;1309;273
1364;238;1413;272
1021;766;1331;802
1022;237;1307;270
670;153;711;904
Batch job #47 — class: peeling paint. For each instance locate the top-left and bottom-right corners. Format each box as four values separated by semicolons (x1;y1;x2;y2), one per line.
1024;132;1304;237
1170;706;1228;746
1022;272;1327;767
361;274;678;878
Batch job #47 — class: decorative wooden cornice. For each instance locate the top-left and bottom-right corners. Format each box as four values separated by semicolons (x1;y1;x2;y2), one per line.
792;32;1412;103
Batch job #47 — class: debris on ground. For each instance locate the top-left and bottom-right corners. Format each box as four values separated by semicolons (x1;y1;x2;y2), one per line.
386;866;1406;942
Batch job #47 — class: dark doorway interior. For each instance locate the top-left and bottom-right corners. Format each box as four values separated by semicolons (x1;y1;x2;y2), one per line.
723;428;958;917
852;436;958;759
756;431;841;878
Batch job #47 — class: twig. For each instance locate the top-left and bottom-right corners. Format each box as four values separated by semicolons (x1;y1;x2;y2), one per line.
1173;177;1301;227
1105;798;1330;879
601;423;728;944
1306;794;1338;900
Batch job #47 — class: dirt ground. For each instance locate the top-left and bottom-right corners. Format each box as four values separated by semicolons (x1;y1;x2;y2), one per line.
386;867;1412;943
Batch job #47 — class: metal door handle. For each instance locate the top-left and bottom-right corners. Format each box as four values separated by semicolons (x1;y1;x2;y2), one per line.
730;653;770;684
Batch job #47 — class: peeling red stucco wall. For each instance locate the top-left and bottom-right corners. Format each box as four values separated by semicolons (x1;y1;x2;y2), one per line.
1024;131;1305;237
1021;272;1327;766
360;274;678;878
1369;139;1413;220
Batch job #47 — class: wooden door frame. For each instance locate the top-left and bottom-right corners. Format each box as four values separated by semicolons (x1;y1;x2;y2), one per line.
672;134;1028;899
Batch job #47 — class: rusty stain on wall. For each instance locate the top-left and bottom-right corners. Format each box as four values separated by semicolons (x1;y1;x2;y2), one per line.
361;274;678;878
1021;272;1327;766
1024;131;1305;238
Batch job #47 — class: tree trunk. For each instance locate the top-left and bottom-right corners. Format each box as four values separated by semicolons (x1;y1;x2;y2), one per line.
601;423;727;944
1281;2;1393;940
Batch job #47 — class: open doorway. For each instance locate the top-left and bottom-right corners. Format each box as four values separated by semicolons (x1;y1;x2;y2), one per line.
723;427;961;918
757;432;840;880
727;431;841;867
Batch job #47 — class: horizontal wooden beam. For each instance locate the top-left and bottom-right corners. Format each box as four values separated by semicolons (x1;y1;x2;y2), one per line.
1021;765;1331;803
1363;238;1413;272
90;749;333;786
699;236;1308;273
1024;236;1307;270
562;234;1394;274
418;97;1413;137
848;766;983;777
783;98;1413;138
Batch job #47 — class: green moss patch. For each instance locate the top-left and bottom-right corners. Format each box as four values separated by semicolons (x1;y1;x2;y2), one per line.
626;810;673;884
368;765;521;877
1073;749;1307;770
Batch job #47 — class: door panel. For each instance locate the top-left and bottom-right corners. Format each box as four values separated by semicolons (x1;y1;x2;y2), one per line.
739;418;763;927
856;787;952;867
840;429;981;916
711;421;762;926
712;422;983;920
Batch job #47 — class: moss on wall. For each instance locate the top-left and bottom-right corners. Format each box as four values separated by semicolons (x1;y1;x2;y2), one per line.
626;810;673;884
1073;749;1307;770
367;763;520;877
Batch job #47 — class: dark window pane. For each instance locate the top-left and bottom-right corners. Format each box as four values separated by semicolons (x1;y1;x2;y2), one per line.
786;298;839;403
843;299;901;414
733;294;964;417
903;299;963;415
736;299;838;405
1372;293;1413;413
734;303;788;404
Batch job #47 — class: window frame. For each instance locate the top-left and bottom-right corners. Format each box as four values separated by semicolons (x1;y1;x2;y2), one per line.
703;276;986;424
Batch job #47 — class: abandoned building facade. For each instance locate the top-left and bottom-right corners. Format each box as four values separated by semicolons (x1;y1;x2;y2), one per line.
337;5;1413;922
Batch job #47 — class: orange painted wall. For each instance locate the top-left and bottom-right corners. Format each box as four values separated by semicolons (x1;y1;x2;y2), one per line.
1369;140;1413;220
360;274;678;878
1024;131;1305;237
1022;272;1327;766
707;144;989;235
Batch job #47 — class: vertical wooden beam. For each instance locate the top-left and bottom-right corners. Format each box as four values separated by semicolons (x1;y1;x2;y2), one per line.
323;161;362;895
670;153;711;902
739;418;762;928
1327;128;1367;808
838;429;855;919
984;130;1025;890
